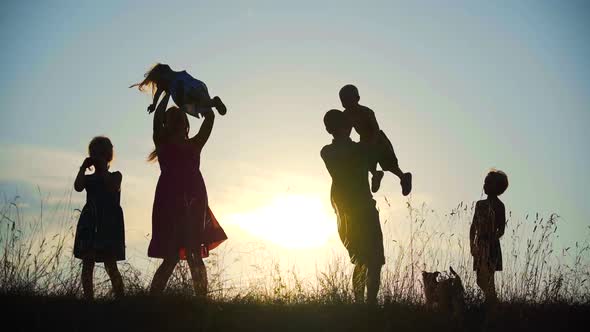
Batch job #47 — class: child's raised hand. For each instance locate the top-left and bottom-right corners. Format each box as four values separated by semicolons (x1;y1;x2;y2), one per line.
81;157;94;170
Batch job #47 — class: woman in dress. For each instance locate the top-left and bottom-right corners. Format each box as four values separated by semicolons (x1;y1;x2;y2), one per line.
147;92;227;296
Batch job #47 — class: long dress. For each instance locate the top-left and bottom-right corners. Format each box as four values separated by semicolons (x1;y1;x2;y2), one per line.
148;142;227;259
74;172;125;262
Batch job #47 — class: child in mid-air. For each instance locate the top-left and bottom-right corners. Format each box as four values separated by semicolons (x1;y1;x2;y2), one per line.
130;63;227;118
74;136;125;300
339;84;412;194
470;169;508;307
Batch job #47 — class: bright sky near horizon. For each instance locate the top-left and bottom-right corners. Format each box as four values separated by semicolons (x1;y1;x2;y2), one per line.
0;1;589;276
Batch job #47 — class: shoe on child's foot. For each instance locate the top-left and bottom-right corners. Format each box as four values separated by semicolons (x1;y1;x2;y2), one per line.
213;96;227;115
371;171;384;193
401;172;412;196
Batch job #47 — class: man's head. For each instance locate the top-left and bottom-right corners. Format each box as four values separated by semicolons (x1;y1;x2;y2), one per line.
323;109;352;137
339;84;360;109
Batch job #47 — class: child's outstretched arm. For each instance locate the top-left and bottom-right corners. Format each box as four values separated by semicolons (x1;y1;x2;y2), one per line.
148;88;164;113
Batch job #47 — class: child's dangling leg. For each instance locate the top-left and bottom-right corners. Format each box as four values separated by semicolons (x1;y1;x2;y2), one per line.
366;143;384;193
183;97;227;118
389;165;412;197
369;161;385;194
376;132;412;196
81;259;95;300
212;96;227;115
104;259;125;299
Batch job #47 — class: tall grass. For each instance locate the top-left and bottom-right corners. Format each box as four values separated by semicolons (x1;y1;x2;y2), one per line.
1;190;588;305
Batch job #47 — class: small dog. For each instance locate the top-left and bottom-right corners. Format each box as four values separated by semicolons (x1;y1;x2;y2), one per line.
422;266;465;319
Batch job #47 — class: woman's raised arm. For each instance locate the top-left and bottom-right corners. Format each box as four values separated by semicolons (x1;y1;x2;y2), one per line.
190;110;215;149
153;93;171;144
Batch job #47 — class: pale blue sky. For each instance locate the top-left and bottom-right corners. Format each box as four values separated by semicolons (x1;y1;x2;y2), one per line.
1;0;589;262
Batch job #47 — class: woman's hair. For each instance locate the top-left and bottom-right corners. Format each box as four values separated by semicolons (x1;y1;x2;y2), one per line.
148;107;190;162
484;169;509;196
89;136;114;165
129;63;172;96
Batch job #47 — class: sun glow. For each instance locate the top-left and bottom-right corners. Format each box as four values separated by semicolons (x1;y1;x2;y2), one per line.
226;194;337;249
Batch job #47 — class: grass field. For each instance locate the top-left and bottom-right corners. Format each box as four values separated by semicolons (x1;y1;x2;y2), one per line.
3;295;589;332
1;191;589;331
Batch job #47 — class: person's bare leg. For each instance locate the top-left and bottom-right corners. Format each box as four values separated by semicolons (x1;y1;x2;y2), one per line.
150;258;178;295
81;259;95;300
366;264;382;305
477;267;498;327
187;250;208;297
371;170;385;193
476;268;486;298
353;264;367;303
196;96;226;115
390;166;404;179
477;267;497;306
368;155;384;193
486;270;498;308
212;96;227;115
104;259;124;299
386;165;412;196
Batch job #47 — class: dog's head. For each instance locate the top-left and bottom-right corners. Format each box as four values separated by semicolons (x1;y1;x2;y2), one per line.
422;271;440;287
422;271;440;304
423;267;466;320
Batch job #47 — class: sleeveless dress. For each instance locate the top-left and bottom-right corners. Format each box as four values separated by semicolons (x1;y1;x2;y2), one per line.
148;143;227;259
74;173;125;262
471;198;506;271
169;71;213;118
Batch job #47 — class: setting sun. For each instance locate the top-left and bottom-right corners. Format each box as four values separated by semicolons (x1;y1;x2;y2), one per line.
225;194;337;249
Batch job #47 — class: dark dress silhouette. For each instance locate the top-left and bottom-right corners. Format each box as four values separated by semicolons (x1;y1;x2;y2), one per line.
321;136;385;266
148;142;226;259
74;173;125;262
470;197;506;271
